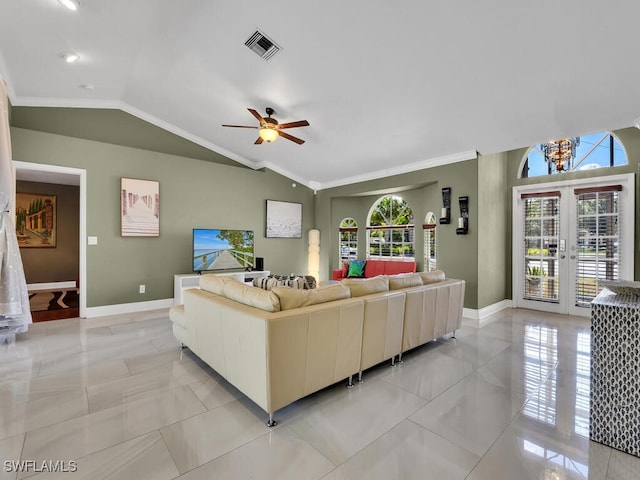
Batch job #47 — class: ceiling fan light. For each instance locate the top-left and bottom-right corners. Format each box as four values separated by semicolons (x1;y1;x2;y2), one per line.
259;127;279;142
60;52;80;63
58;0;80;11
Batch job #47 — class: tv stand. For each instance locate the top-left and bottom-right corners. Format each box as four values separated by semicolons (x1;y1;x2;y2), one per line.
174;270;270;305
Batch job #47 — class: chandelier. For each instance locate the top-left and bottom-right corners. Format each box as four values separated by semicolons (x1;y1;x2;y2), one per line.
540;137;580;172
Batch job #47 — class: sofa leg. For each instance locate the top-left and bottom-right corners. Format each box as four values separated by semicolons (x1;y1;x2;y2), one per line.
391;356;396;367
358;371;363;383
451;330;456;339
347;375;354;389
398;352;403;363
267;413;277;427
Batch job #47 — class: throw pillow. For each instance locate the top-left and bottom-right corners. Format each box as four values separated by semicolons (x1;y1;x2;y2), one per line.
347;260;366;278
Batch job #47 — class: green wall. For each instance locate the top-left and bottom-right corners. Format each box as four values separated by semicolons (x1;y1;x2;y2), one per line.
477;152;509;308
315;159;480;309
11;127;314;308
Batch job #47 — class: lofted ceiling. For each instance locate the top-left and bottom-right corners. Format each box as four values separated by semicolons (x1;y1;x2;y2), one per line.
2;1;640;190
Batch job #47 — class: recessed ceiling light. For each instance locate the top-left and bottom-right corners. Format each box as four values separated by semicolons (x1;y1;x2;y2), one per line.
60;52;80;63
58;0;80;11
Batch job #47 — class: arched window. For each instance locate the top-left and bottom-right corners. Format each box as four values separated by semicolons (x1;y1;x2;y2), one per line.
339;218;358;264
367;195;414;261
520;131;627;178
423;212;437;271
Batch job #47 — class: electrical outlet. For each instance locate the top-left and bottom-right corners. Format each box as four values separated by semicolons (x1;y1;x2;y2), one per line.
139;285;145;294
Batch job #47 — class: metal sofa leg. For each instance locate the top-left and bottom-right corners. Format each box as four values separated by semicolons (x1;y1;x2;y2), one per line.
451;330;456;339
398;352;403;363
347;375;354;388
391;355;396;367
358;371;363;383
267;413;277;427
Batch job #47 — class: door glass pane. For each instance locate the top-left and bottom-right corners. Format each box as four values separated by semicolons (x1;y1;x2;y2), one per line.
523;195;560;303
575;190;621;307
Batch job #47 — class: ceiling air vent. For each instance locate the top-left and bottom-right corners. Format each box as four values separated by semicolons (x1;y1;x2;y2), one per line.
245;30;281;61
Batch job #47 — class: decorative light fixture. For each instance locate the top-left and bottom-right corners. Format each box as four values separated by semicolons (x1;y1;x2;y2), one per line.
258;126;279;143
58;0;80;11
540;137;580;172
308;229;320;282
60;52;80;63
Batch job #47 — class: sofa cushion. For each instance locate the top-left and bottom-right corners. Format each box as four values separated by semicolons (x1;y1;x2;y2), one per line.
169;304;187;328
223;278;281;312
200;274;231;295
364;261;386;278
342;276;389;297
388;273;423;290
419;270;446;284
273;283;351;310
347;260;366;278
384;261;417;275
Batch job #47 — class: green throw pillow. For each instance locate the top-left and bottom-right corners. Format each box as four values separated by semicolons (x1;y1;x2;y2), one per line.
347;260;366;278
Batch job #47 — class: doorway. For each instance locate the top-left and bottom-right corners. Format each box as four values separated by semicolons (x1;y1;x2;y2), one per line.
512;174;634;316
14;161;87;318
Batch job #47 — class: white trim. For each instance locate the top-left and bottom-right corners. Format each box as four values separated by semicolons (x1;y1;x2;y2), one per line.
317;150;478;190
512;173;635;315
84;298;173;318
27;281;76;291
13;161;87;318
463;299;513;325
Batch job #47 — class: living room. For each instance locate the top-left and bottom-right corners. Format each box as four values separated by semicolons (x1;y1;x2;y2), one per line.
2;2;640;479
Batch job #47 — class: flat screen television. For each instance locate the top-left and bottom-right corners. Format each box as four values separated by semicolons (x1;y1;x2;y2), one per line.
193;228;255;272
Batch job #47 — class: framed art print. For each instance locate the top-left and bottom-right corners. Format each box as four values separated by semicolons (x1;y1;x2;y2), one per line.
265;199;302;238
15;193;57;248
121;178;160;237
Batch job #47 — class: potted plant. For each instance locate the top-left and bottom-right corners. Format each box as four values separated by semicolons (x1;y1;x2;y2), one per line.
526;265;545;295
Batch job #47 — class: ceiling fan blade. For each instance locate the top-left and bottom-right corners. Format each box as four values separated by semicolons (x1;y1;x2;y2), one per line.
278;120;310;129
254;137;264;145
222;124;258;129
248;108;265;125
278;130;305;145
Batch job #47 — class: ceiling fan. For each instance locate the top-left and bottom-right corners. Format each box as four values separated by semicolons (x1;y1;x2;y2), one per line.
222;107;310;145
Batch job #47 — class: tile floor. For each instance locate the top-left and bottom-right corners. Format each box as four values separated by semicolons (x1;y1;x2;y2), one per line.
1;308;639;479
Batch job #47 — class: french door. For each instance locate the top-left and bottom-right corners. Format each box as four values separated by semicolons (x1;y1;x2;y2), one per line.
513;174;634;316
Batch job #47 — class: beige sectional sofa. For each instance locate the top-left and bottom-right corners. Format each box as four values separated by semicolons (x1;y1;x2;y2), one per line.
170;270;465;426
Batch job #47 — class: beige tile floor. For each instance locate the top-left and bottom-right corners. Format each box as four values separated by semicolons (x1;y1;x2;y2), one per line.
1;308;639;479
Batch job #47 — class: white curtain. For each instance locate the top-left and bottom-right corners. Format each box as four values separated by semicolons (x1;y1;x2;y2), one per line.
0;75;32;333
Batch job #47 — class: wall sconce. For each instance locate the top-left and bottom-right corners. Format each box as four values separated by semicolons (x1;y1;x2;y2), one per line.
439;187;451;224
308;229;320;281
456;196;469;235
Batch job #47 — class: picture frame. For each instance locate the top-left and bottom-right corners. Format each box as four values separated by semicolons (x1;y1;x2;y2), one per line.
15;193;57;248
265;199;302;238
121;178;160;237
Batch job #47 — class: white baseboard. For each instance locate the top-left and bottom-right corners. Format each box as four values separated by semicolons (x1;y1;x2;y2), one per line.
463;299;513;326
84;298;174;318
27;281;77;292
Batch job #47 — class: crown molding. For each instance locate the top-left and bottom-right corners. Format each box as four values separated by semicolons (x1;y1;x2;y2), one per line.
315;150;478;190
